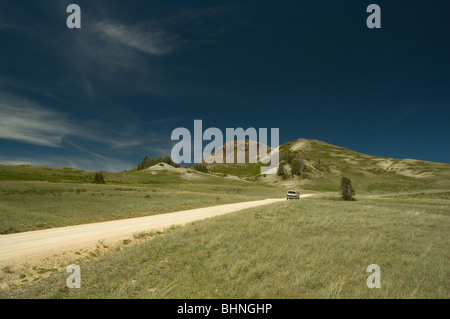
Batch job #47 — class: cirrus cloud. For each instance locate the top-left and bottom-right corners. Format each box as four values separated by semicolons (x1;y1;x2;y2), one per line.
0;94;70;147
95;22;175;56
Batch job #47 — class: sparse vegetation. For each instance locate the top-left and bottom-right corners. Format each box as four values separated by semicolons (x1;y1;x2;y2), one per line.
278;148;312;179
137;156;179;171
2;266;13;274
208;163;262;178
291;157;309;177
314;159;330;172
192;163;209;173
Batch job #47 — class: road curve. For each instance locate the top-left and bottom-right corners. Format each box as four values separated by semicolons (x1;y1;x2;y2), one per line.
0;198;291;264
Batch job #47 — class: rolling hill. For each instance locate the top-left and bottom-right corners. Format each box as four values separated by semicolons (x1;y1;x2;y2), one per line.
205;138;450;194
1;138;449;196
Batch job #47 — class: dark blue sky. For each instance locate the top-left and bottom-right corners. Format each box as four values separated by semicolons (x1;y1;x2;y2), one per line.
0;0;449;171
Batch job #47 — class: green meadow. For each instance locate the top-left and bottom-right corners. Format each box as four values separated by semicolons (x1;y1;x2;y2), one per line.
0;165;277;234
1;138;449;298
3;194;448;299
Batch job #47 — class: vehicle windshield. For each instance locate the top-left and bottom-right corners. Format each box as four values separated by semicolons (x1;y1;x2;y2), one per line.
288;191;296;194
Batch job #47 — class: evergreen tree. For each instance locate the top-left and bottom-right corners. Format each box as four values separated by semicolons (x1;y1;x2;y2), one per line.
137;155;180;171
291;158;301;177
340;177;355;201
93;172;105;184
277;162;288;179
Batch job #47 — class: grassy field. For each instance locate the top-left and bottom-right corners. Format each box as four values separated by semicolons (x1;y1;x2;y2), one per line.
0;165;278;234
1;144;448;299
3;193;448;299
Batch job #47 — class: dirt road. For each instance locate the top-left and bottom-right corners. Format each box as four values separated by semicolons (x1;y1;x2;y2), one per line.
1;197;309;264
0;195;315;266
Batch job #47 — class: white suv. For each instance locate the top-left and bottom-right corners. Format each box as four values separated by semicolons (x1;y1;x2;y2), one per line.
286;190;300;200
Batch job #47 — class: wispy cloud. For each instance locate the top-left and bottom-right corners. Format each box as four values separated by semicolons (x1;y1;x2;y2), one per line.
63;19;177;97
0;92;148;149
0;94;70;147
96;22;175;56
0;93;163;172
0;21;17;31
0;90;179;153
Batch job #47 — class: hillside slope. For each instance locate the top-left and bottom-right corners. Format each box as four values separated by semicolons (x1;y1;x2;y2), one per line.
207;138;450;193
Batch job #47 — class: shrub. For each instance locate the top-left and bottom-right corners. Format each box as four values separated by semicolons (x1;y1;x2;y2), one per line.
193;163;209;173
314;159;330;172
290;157;309;177
277;162;288;179
290;158;301;177
93;172;105;184
137;156;180;171
340;177;355;201
280;149;294;164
